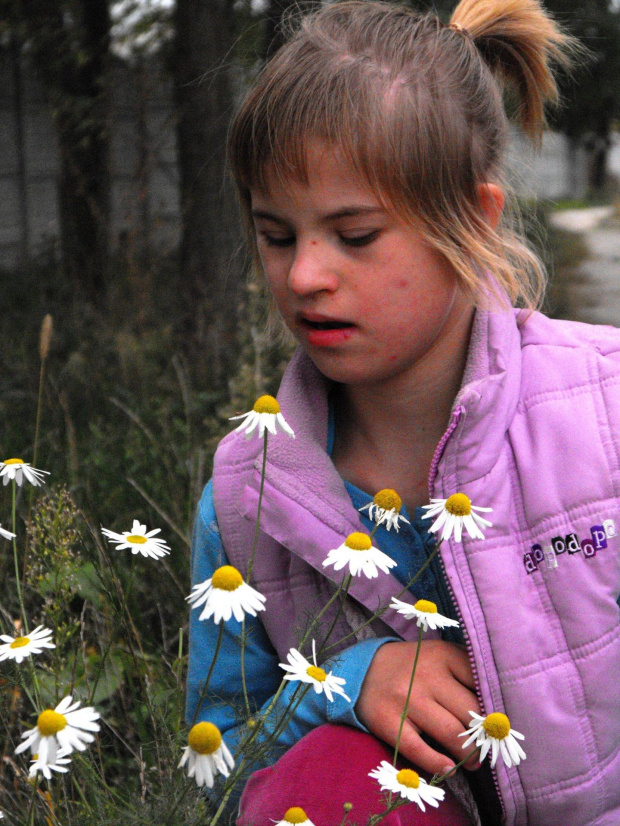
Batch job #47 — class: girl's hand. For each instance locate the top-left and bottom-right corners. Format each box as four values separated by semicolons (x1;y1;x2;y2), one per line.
355;639;481;775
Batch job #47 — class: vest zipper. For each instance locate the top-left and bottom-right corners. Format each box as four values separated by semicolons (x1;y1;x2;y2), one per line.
427;404;506;823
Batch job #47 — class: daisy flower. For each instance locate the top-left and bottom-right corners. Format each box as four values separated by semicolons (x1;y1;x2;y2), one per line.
389;597;460;634
273;807;316;826
322;532;396;579
29;753;71;780
0;524;16;540
15;695;100;765
101;519;170;559
459;711;526;768
0;626;55;664
178;722;234;788
0;458;49;487
279;640;350;702
187;565;266;624
229;395;295;440
359;489;410;532
421;493;492;542
368;762;445;812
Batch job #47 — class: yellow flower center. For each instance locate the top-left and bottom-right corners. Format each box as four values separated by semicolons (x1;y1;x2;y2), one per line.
373;489;402;512
253;395;280;415
306;665;327;682
37;710;67;737
483;712;511;740
283;807;308;824
9;636;30;649
211;565;244;591
445;493;472;517
188;722;222;755
395;768;420;789
3;458;24;465
344;532;372;551
414;599;438;614
126;535;147;544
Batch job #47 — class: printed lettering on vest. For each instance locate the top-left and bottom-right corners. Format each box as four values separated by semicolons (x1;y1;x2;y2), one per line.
581;538;596;558
544;545;558;569
524;519;615;574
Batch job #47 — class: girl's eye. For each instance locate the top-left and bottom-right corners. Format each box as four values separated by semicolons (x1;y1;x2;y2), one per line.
340;231;379;247
261;233;295;248
258;230;379;248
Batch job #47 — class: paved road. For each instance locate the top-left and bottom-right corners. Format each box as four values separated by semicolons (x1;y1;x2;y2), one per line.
549;206;620;327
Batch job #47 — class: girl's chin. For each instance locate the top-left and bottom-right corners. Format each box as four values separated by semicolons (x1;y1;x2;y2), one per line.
303;351;401;387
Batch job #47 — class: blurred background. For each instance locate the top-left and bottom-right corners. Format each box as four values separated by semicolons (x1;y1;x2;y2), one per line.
1;0;620;643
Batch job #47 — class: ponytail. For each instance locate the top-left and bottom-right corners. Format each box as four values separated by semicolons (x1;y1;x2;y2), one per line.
451;0;579;143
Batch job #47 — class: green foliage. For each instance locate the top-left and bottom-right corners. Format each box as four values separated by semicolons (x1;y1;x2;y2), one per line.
0;244;291;823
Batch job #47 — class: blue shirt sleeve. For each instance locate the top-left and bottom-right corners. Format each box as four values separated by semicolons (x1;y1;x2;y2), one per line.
186;480;397;783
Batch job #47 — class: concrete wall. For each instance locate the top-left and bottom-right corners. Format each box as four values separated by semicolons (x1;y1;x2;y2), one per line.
0;50;180;269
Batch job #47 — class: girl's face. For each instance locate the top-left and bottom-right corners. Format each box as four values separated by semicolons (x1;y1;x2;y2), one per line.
250;142;474;389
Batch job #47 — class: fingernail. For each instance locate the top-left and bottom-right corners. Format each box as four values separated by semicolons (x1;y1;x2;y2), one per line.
441;765;455;775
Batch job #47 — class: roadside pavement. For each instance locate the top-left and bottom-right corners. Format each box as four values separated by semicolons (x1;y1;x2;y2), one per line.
548;206;620;327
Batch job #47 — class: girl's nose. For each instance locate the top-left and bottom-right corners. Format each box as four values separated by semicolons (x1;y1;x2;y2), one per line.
287;240;339;296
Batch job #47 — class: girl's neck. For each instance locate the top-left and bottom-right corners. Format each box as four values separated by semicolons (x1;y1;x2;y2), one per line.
331;306;474;512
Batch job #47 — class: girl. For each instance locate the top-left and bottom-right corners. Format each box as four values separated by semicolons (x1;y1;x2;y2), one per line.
186;1;620;824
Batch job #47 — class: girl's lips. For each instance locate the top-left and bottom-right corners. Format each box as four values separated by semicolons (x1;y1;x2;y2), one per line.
297;316;356;347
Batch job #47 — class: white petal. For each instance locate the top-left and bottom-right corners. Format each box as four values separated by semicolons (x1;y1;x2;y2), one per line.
276;413;295;438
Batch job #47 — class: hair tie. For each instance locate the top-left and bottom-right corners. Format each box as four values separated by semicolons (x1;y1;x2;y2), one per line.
449;21;470;37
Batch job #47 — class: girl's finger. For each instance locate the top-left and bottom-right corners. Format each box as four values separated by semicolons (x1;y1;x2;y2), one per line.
445;644;477;690
432;675;482;727
406;697;480;770
388;716;459;777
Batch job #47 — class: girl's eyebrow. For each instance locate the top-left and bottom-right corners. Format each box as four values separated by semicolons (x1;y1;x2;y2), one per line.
251;206;386;222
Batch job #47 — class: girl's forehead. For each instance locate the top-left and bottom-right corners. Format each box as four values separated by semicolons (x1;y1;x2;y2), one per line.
251;141;387;212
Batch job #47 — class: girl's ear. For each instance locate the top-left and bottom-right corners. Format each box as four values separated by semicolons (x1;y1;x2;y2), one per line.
477;183;505;229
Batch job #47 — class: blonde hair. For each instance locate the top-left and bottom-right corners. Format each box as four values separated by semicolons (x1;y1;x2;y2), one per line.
229;0;578;309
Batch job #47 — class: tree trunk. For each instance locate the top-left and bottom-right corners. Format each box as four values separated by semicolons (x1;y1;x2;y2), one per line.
173;0;243;390
17;0;111;307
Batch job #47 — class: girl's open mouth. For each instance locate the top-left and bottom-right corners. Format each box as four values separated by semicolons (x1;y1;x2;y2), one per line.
303;319;353;330
299;317;356;346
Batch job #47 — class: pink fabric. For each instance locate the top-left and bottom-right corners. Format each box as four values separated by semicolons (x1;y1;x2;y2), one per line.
215;309;620;825
237;725;474;826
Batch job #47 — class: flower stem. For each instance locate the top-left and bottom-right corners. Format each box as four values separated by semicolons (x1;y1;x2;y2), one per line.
430;746;480;785
366;795;408;826
324;542;442;653
393;625;423;766
238;431;269;720
240;618;251;717
164;778;193;821
12;481;28;633
27;777;39;826
209;779;236;826
246;431;268;581
315;573;352;660
23;350;47;582
191;619;225;727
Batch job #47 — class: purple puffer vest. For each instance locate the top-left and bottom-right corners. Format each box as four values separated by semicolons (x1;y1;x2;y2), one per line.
213;308;620;826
